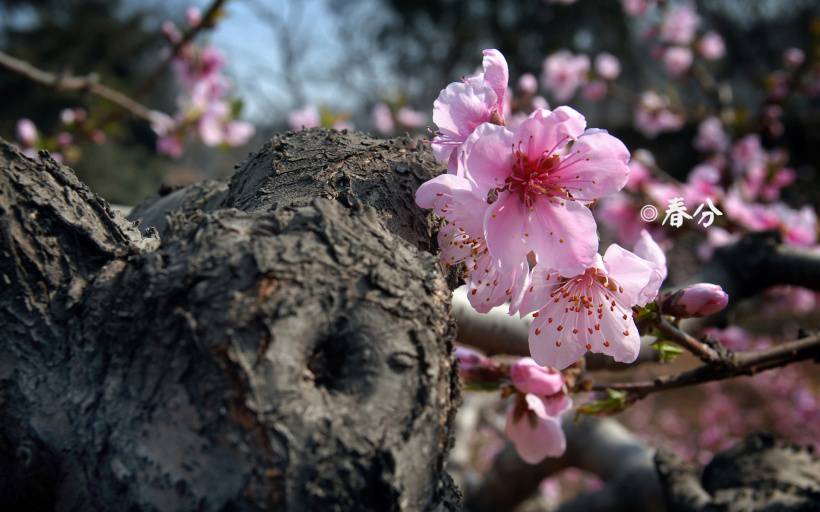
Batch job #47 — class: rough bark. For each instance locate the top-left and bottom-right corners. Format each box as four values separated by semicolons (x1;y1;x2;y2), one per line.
0;130;461;511
655;433;820;512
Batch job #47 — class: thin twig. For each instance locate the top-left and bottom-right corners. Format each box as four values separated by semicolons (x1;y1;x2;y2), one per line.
0;51;157;122
592;332;820;399
656;318;723;365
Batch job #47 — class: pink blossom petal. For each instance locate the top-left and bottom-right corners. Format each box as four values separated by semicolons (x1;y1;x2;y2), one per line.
466;251;528;313
603;244;658;306
596;308;641;363
431;81;497;163
553;129;630;200
526;198;598;277
515;266;560;316
505;396;568;463
483;193;530;271
529;312;589;369
460;122;516;192
481;49;509;110
515;107;587;158
415;174;487;236
510;358;563;395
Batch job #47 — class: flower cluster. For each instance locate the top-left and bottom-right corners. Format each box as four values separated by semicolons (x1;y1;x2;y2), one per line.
14;108;105;164
418;49;666;371
152;7;254;157
288;104;354;132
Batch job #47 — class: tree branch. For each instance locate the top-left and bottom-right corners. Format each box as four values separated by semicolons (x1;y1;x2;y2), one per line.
592;332;820;399
0;51;158;122
656;318;722;365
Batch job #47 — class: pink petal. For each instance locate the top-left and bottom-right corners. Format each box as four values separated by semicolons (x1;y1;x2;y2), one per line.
431;81;497;163
553;129;630;201
415;174;487;236
541;393;573;417
596;312;641;364
483;192;530;271
529;309;588;370
460;122;515;193
515;266;560;317
602;244;658;306
510;358;563;396
437;224;476;268
526;198;598;277
514;107;587;159
481;49;509;110
505;398;567;463
466;251;528;313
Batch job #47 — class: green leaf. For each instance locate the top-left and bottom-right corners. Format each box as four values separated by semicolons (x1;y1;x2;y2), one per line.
651;340;684;363
635;301;659;322
576;389;629;417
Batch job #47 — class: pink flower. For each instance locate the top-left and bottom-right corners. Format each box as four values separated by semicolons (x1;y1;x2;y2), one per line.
625;149;654;191
731;134;765;171
288;104;321;131
506;390;571;463
771;204;817;247
784;47;805;68
431;49;508;168
456;346;506;384
659;3;700;45
396;106;427;128
634;91;684;138
521;243;663;369
698;32;726;60
595;53;621;80
694;117;729;153
582;81;608;101
663;46;693;77
622;0;654;16
532;96;550;110
510;358;564;396
663;283;728;317
372;102;394;134
462;108;628;275
60;108;76;125
518;73;539;96
186;6;202;27
162;21;181;44
598;194;645;245
224;120;255;146
542;50;590;102
16;119;39;147
57;132;73;147
157;134;184;158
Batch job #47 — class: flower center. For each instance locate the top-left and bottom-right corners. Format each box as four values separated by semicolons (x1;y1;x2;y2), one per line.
506;145;565;207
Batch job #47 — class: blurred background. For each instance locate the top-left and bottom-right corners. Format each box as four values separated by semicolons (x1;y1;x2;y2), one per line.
2;0;819;508
1;0;818;205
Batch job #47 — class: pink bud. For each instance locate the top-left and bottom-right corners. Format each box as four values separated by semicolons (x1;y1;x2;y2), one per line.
455;346;506;385
594;53;621;80
16;118;38;147
510;358;563;396
784;47;805;68
186;6;202;27
664;283;729;317
517;73;538;95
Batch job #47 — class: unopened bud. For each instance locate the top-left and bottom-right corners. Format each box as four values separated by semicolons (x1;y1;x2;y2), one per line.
510;357;563;396
455;346;506;387
663;283;729;318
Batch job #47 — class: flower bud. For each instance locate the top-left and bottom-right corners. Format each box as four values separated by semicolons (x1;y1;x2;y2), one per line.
663;283;729;317
510;357;563;396
455;346;505;386
16;118;38;147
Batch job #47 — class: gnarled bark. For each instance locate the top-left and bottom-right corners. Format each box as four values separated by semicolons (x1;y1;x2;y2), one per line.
0;130;460;511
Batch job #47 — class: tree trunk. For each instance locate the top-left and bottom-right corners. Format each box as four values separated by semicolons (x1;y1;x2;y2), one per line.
0;130;461;511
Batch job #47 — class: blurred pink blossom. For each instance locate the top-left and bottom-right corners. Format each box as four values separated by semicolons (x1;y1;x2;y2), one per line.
659;3;700;45
288;105;321;131
396;106;427;128
634;91;684;137
694;117;729;153
16;118;38;147
698;32;726;60
542;50;590;102
784;47;805;68
595;53;621;80
371;102;394;134
663;46;693;77
518;73;539;95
